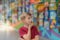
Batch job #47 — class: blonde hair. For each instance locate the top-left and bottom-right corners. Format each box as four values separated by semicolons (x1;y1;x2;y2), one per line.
20;12;32;20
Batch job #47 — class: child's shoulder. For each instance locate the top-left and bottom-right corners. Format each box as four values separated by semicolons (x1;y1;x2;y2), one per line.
32;25;36;27
32;25;37;29
19;26;25;30
19;26;27;31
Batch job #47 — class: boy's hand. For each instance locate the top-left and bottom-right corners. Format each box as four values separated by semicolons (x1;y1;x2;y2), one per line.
20;38;24;40
29;23;33;29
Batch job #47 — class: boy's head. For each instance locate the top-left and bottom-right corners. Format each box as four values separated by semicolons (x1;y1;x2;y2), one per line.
20;12;32;25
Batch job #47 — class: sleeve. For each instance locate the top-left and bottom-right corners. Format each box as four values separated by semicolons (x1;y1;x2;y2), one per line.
19;28;27;38
34;27;39;36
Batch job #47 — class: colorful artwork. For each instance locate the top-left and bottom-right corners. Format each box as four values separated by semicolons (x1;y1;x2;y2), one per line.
39;19;43;26
50;11;56;19
49;3;57;10
44;8;49;20
30;0;40;4
39;12;44;19
50;0;56;2
1;0;60;40
57;3;60;17
44;20;49;30
35;3;45;12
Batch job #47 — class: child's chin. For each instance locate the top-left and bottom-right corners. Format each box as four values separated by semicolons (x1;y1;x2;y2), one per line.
28;23;31;25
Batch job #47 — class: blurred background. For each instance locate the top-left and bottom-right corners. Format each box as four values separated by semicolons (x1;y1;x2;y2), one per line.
0;0;60;40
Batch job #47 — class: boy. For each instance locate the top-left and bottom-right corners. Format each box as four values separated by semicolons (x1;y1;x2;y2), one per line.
19;12;40;40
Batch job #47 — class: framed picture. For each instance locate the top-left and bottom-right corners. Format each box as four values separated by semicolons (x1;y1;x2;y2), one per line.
50;10;56;19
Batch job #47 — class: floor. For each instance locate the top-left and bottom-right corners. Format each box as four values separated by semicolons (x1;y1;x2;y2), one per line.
0;30;50;40
0;22;50;40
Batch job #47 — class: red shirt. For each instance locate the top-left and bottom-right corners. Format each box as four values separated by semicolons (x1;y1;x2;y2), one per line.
19;26;39;39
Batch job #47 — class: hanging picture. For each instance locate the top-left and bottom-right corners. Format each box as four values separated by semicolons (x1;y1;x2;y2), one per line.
25;5;30;12
39;12;44;19
50;0;56;2
18;7;22;20
33;5;37;17
35;3;45;12
0;4;2;12
50;10;56;19
44;20;49;30
18;2;22;7
33;17;37;25
12;13;17;23
30;0;40;4
44;8;48;20
10;2;16;9
0;4;3;21
33;11;37;17
49;3;57;10
44;0;50;2
39;19;43;26
57;3;60;17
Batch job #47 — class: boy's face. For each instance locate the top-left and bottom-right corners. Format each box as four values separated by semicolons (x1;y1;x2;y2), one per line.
24;15;32;25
